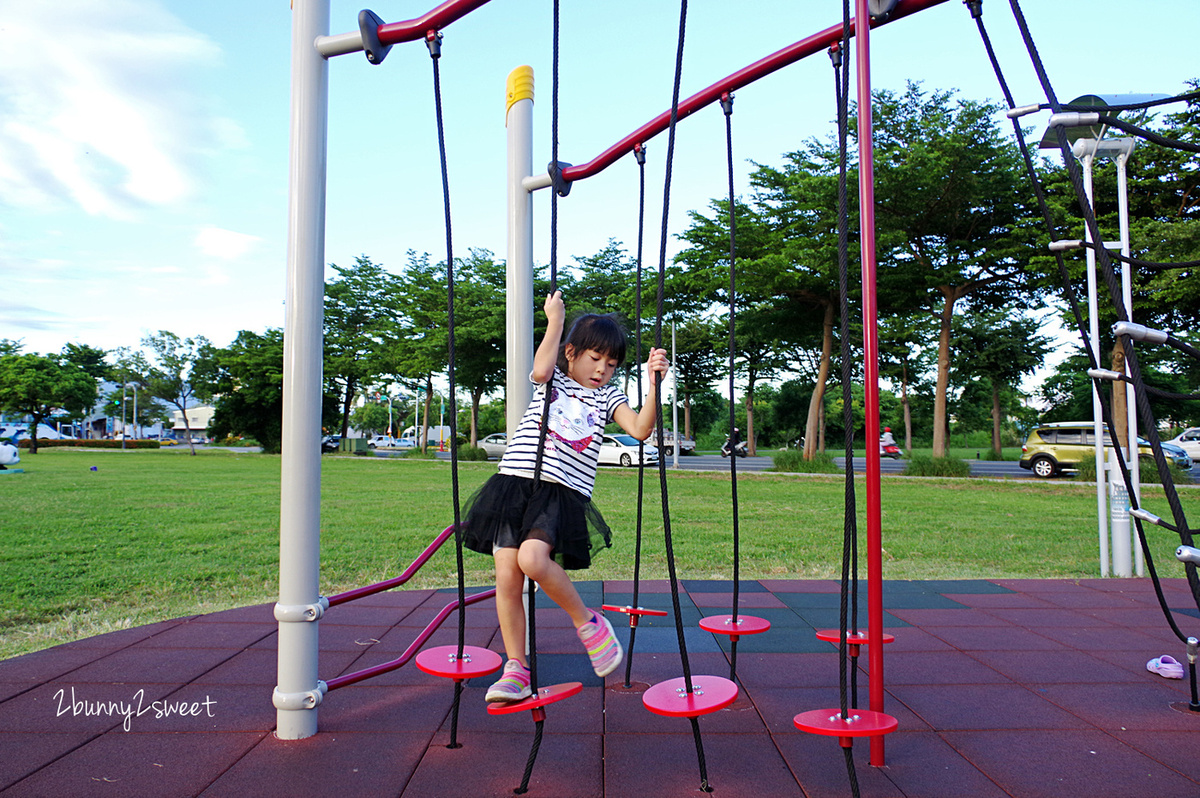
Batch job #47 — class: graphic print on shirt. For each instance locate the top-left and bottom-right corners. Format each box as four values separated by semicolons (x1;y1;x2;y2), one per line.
546;388;598;453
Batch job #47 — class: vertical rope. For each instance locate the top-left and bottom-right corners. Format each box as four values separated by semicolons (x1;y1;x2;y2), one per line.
426;31;469;750
515;718;545;794
626;144;649;689
655;0;694;693
720;92;743;682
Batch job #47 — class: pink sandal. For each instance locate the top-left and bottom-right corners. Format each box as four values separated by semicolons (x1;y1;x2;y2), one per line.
1146;655;1184;679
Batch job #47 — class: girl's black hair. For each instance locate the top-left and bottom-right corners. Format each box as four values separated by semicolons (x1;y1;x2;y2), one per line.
558;313;627;371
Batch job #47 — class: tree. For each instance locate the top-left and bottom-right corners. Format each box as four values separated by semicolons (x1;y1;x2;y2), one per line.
950;310;1052;455
450;250;507;445
140;331;214;456
877;313;934;453
868;83;1046;457
324;255;400;438
61;343;111;381
669;317;723;438
384;252;448;451
0;353;97;453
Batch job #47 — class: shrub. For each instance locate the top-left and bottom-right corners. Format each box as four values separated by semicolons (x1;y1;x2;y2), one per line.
902;455;971;478
1076;457;1189;486
771;449;841;474
17;439;160;450
457;444;489;462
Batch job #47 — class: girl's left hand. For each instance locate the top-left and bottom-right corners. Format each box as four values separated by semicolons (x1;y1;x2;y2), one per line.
647;348;670;378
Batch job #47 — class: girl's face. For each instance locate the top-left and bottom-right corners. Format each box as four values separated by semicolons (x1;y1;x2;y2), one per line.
565;346;618;389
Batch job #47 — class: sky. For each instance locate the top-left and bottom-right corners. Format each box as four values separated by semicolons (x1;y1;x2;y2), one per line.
1;0;1195;382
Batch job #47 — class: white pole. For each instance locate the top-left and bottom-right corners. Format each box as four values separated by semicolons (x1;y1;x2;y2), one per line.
1115;143;1143;576
672;321;679;468
1075;140;1110;578
275;0;329;740
506;67;535;440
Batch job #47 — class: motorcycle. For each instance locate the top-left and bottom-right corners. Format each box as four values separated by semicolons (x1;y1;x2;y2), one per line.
880;442;903;460
721;435;749;458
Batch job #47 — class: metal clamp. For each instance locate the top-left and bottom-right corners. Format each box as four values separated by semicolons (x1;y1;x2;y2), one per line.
274;597;329;623
272;681;328;711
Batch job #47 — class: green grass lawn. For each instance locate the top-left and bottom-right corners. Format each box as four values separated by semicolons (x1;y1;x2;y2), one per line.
2;447;1196;659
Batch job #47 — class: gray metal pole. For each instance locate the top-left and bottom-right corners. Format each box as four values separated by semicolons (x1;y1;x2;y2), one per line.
274;0;330;740
506;66;535;438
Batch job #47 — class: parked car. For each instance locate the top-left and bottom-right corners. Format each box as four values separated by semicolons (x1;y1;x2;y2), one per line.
160;438;182;447
1167;428;1200;459
480;432;508;458
321;435;341;453
653;429;696;455
597;433;659;467
1019;422;1193;478
367;435;407;449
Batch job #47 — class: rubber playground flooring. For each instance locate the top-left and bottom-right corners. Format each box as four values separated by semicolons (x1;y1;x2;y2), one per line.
2;578;1199;797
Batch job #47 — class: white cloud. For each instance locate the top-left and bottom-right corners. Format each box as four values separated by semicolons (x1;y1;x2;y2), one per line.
0;0;233;218
194;226;260;260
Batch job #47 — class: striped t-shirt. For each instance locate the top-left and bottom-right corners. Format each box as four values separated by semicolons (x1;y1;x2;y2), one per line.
498;368;630;498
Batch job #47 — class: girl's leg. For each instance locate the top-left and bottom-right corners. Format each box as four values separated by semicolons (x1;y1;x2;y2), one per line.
516;539;591;627
493;547;528;666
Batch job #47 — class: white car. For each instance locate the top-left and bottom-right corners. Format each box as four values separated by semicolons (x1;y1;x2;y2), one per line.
480;433;507;458
367;435;409;449
1167;428;1200;459
597;433;659;467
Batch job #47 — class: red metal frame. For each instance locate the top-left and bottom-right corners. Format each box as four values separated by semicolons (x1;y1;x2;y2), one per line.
560;0;948;185
375;0;494;45
326;525;456;607
324;587;497;691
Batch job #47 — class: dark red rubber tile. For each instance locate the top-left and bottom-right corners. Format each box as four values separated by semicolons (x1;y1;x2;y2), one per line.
348;589;436;608
973;649;1145;685
775;731;905;798
884;650;1010;685
1119;728;1200;779
1079;607;1182;628
192;603;274;623
1033;589;1144;609
0;646;115;684
201;731;429;798
388;603;501;630
760;579;842;593
51;619;187;650
0;681;177;733
370;622;496;654
941;591;1056;608
725;652;846;689
992;579;1080;592
690;591;789;608
754;685;930;735
319;604;414;627
604;578;670;593
887;608;1012;627
412;731;602;797
58;646;236;685
875;626;952;652
979;606;1111;627
1028;623;1169;653
2;731;265;798
192;647;361;687
921;625;1068;651
684;579;769;593
135;619;276;649
1037;681;1199;730
887;683;1091;730
334;641;500;688
0;732;96;791
319;684;451;732
606;732;800;798
942;729;1200;798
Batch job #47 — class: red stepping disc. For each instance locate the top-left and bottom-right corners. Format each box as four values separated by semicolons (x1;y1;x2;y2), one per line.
414;645;502;681
814;629;895;646
602;604;669;627
487;681;583;716
643;675;738;718
698;614;771;640
794;708;898;747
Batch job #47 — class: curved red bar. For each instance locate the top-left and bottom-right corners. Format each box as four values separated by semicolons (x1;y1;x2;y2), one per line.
375;0;494;45
324;587;497;691
326;524;456;607
560;0;947;184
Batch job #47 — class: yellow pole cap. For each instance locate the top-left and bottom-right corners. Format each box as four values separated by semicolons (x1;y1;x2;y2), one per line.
506;66;534;116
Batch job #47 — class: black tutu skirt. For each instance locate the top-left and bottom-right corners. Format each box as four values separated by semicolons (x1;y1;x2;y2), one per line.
461;473;612;570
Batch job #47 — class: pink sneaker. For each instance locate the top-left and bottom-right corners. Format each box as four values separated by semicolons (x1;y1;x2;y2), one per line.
577;610;623;677
486;659;532;702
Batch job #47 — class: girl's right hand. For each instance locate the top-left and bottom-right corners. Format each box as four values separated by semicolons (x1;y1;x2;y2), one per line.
544;290;564;325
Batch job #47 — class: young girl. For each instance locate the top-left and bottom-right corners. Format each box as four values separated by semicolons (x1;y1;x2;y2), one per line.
461;290;668;702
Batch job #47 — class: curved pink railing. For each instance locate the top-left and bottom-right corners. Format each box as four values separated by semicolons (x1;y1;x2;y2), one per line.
376;0;493;45
326;525;457;607
560;0;948;184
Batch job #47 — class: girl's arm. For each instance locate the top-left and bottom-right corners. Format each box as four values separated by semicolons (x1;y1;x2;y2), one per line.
531;291;565;384
612;347;669;441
